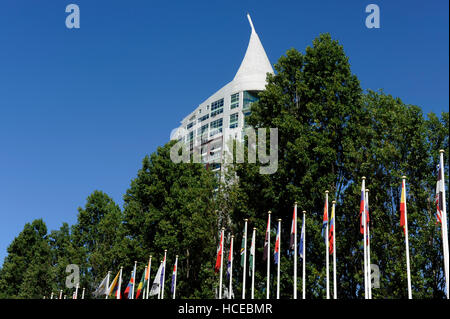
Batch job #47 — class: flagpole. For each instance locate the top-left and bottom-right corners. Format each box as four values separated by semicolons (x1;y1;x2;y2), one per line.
294;202;298;299
105;271;110;299
75;283;79;299
219;228;225;299
242;219;248;299
158;261;162;299
277;218;281;299
50;292;54;299
302;211;306;299
402;176;413;299
131;261;137;299
229;235;234;299
325;190;330;299
118;267;123;299
173;255;178;299
267;211;271;299
440;150;450;299
146;255;152;299
161;250;167;299
332;201;337;299
59;289;63;300
362;177;368;299
251;227;256;299
366;190;372;299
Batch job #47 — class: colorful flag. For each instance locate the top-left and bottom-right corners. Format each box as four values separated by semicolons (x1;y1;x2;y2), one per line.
215;230;224;273
359;189;365;234
263;215;270;261
290;206;296;250
240;228;246;267
400;179;407;235
171;261;177;294
249;230;255;274
149;262;163;297
322;199;328;238
329;203;335;254
299;214;305;259
436;164;444;224
92;273;109;298
124;271;135;299
108;270;120;298
274;223;280;264
135;268;146;299
227;240;232;280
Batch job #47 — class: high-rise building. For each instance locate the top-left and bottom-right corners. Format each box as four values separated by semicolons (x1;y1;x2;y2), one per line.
171;14;274;175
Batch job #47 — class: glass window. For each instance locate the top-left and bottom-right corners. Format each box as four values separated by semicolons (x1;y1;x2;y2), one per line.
243;91;258;111
211;98;224;117
229;112;239;128
199;114;209;122
231;93;239;109
210;118;223;137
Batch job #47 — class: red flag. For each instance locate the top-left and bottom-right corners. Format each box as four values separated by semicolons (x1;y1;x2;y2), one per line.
215;231;224;273
400;179;407;235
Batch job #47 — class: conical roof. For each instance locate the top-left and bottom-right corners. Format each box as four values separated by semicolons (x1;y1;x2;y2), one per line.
233;14;274;85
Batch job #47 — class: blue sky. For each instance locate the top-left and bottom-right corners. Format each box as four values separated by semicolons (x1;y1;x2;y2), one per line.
0;0;448;265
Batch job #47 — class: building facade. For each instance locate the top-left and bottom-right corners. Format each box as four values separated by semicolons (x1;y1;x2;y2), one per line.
171;14;274;175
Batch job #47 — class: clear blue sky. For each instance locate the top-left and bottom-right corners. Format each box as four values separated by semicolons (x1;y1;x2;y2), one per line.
0;0;448;265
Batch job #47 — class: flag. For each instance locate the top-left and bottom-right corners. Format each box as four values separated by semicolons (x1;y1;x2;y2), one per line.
227;240;232;280
149;262;163;297
290;206;296;250
436;164;444;224
92;274;109;298
359;188;366;234
249;230;255;275
124;271;135;299
240;227;246;267
215;231;224;273
274;223;280;264
107;270;120;298
171;262;177;294
329;203;335;254
135;268;146;299
322;199;328;238
299;214;305;259
263;215;270;261
400;179;407;235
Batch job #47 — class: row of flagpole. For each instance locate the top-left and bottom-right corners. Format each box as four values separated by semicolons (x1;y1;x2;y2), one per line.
215;150;449;299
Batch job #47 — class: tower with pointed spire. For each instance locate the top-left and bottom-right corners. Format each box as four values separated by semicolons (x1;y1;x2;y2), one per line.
171;14;274;175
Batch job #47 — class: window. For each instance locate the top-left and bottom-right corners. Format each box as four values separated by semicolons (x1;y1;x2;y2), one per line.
229;112;239;128
199;114;209;122
231;93;239;109
211;98;224;117
187;122;194;130
210;118;223;137
198;123;209;139
243;91;258;111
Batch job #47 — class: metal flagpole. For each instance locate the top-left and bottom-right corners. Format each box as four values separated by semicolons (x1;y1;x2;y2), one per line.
251;227;256;299
131;261;137;299
277;219;281;299
59;289;63;299
362;177;368;299
325;190;330;299
242;219;248;299
332;201;337;299
229;235;234;299
146;255;152;299
75;283;79;299
267;211;271;299
173;255;178;299
117;267;123;299
440;150;450;299
81;288;85;300
50;292;54;299
142;266;147;299
302;211;306;299
402;176;413;299
161;250;167;299
366;190;372;299
219;228;225;299
294;202;298;299
158;261;162;299
105;271;110;299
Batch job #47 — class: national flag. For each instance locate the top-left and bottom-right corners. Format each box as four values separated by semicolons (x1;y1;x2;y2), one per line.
149;262;163;297
92;273;109;298
436;164;444;224
107;270;120;298
359;189;365;234
215;230;224;273
299;214;305;259
240;227;246;267
227;240;232;280
263;215;270;261
171;261;177;294
124;271;135;299
135;268;146;299
274;223;280;264
322;199;328;238
249;230;255;275
400;179;407;235
290;206;296;250
329;203;335;254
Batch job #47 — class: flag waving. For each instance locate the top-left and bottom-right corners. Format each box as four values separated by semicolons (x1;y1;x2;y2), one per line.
249;229;255;275
124;271;135;299
227;239;232;279
436;164;444;224
322;199;328;238
93;273;109;298
299;214;305;259
329;202;335;254
135;268;146;299
215;230;224;273
400;179;407;235
290;206;297;250
171;257;178;295
359;189;366;234
149;262;163;297
107;270;120;298
274;222;280;264
263;214;270;261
